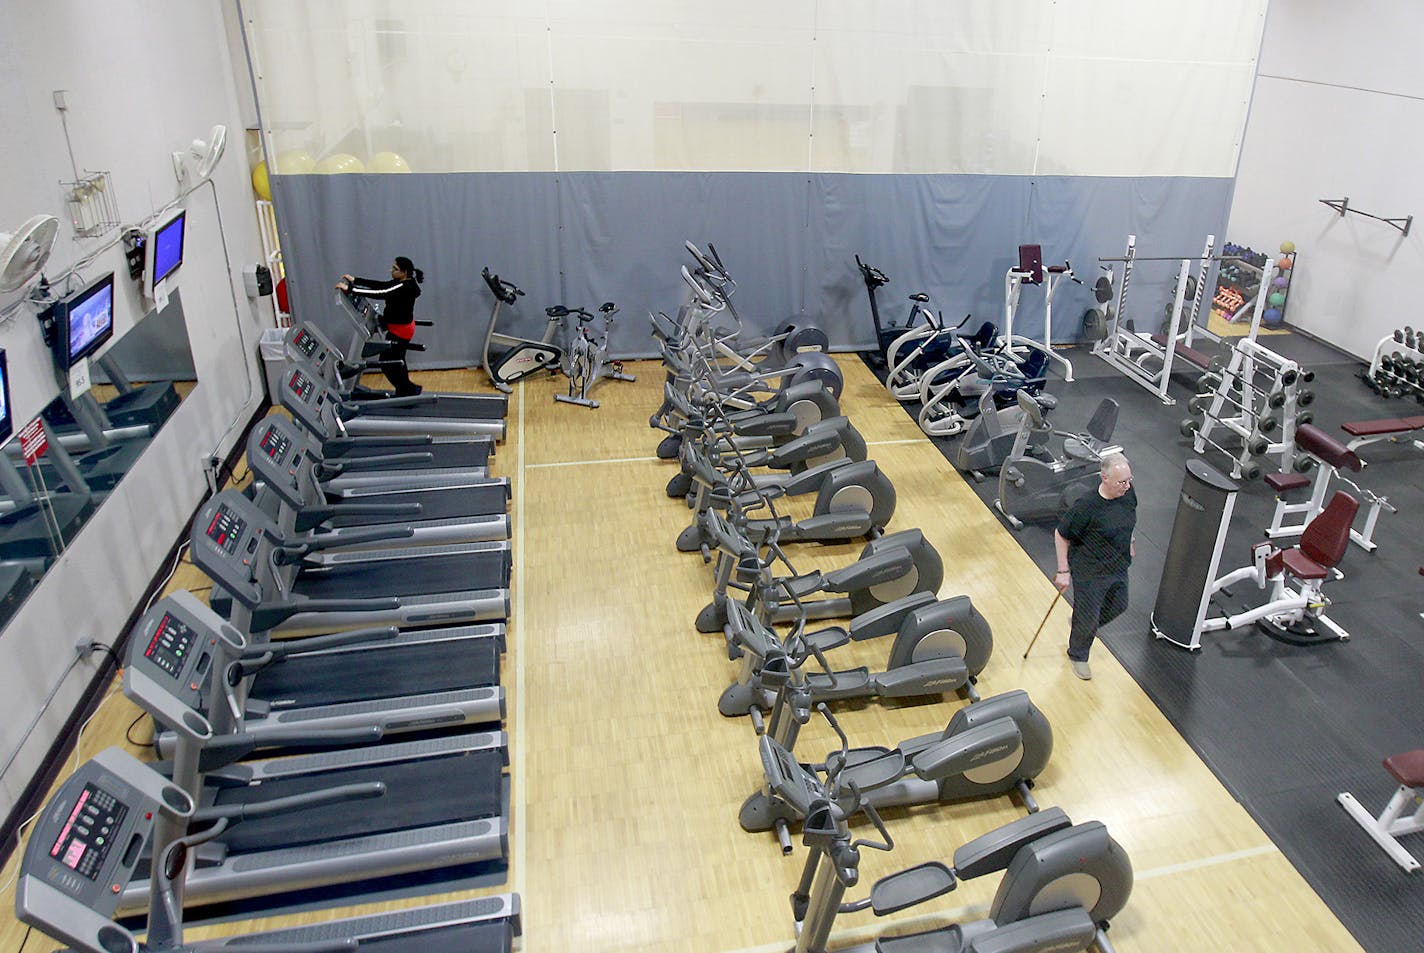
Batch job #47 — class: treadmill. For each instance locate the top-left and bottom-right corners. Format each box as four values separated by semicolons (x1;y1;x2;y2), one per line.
0;444;96;575
328;288;510;421
247;410;511;548
285;310;506;440
278;358;498;492
143;590;505;759
17;748;520;949
113;602;507;914
195;489;510;637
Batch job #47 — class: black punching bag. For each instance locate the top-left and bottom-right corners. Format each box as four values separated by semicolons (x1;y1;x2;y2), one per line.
1151;460;1238;650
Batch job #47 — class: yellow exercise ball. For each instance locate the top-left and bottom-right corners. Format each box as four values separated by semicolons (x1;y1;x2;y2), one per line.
369;151;413;173
314;153;365;174
251;150;317;200
252;162;271;201
276;150;316;174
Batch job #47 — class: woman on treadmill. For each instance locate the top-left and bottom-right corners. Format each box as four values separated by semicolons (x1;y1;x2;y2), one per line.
336;255;425;397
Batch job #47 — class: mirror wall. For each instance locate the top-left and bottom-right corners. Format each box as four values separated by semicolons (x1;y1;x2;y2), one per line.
0;291;197;629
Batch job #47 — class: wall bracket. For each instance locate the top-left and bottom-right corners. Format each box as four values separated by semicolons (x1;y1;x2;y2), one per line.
1319;197;1412;236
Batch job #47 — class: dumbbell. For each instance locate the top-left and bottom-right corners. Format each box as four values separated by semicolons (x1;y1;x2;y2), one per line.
1292;455;1318;474
1178;418;1266;479
1295;411;1314;428
1190;387;1286;418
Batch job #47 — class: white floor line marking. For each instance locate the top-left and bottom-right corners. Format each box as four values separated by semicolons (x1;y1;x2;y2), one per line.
865;437;938;447
713;843;1280;953
1134;843;1279;880
511;385;527;902
526;454;661;469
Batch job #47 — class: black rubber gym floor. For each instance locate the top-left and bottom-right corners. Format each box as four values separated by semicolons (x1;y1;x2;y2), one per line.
872;331;1424;953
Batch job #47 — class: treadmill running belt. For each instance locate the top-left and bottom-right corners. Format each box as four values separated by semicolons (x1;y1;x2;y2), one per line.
326;440;491;469
253;638;500;707
328;484;508;527
213;748;503;853
295;549;509;599
360;397;506;421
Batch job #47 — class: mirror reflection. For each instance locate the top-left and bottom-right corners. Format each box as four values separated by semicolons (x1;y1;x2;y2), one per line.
0;290;197;629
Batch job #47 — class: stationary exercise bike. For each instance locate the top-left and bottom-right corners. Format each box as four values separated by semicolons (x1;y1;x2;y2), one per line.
995;391;1122;529
950;347;1052;478
550;301;636;408
479;266;561;393
716;589;991;719
759;714;1130;953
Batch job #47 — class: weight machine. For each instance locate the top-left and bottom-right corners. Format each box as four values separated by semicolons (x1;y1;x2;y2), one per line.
1090;235;1217;404
1003;243;1077;382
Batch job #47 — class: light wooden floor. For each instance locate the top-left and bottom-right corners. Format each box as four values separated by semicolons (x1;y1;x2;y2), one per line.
0;358;1363;952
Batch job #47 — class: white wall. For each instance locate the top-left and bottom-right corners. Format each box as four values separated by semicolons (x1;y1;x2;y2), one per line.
1228;0;1424;360
0;1;267;818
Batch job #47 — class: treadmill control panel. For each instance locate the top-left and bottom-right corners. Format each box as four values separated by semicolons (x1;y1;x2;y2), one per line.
19;750;186;937
48;782;129;882
142;610;200;680
256;423;293;465
246;416;312;508
286;367;315;402
188;490;278;609
204;503;247;556
290;326;321;359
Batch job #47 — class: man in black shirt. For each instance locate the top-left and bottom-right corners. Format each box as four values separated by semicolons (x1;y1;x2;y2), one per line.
1053;453;1136;680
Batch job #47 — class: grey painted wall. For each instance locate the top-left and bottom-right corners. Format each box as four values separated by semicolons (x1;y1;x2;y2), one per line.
273;171;1234;366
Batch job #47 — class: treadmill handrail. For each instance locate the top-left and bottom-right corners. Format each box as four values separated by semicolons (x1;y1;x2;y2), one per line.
339;393;440;417
242;625;400;660
324;434;436;449
250;596;403;630
277;524;414;555
198;727;386;771
190;780;386;823
317;451;436;475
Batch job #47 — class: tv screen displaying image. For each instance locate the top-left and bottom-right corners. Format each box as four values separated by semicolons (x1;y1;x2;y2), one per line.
151;209;185;287
0;349;11;444
63;272;116;368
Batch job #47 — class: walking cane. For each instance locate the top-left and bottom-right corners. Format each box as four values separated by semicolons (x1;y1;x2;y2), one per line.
1023;588;1065;659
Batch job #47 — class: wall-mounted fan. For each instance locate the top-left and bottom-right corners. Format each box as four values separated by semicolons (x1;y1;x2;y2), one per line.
0;214;60;293
173;124;228;186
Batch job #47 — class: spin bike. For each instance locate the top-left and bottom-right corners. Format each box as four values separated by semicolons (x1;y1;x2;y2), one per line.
480;266;560;392
996;391;1122;529
549;301;636;408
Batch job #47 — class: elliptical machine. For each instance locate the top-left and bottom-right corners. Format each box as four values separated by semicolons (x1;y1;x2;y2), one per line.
479;266;561;393
759;712;1131;953
550;301;636;409
996;392;1122;529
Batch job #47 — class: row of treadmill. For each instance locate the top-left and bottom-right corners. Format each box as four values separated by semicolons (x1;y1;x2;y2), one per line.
15;293;523;951
649;243;1135;953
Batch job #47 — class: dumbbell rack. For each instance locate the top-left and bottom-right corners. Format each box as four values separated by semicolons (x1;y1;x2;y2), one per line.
1191;338;1311;479
1365;328;1424;401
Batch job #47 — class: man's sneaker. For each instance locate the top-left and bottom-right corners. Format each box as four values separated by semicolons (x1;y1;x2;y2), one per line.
1071;660;1092;681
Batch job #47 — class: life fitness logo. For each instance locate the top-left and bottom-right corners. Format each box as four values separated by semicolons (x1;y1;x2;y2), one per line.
18;417;48;465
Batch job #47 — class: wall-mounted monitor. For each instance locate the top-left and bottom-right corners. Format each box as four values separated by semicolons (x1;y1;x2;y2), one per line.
0;349;12;445
53;272;117;371
144;207;186;302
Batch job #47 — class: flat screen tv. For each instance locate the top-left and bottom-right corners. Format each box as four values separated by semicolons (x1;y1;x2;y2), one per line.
57;272;116;371
0;349;12;444
145;207;186;300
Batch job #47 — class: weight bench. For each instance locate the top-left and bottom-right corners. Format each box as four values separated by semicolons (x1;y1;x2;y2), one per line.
1149;333;1212;371
1264;423;1394;554
1337;748;1424;873
1340;414;1424;454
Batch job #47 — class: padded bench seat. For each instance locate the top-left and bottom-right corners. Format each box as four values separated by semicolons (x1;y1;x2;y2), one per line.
1341;415;1424;437
1384;749;1424;788
1149;334;1211;370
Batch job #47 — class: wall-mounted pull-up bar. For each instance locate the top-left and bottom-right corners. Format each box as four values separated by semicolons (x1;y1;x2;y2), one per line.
1319;197;1412;236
